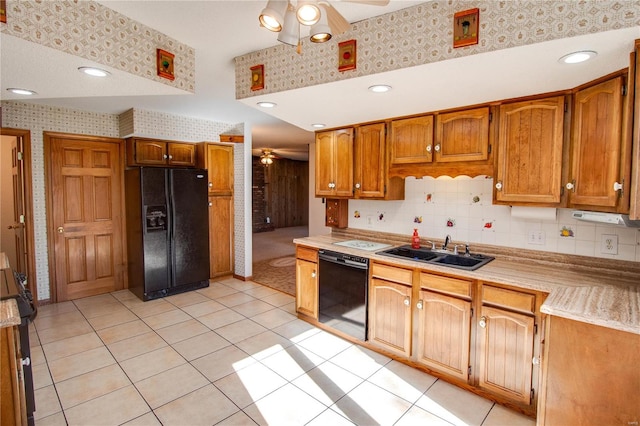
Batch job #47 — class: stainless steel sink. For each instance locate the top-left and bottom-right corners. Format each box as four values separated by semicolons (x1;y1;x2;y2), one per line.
377;245;494;271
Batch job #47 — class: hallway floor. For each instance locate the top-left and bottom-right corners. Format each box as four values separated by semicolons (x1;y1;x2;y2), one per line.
30;277;535;425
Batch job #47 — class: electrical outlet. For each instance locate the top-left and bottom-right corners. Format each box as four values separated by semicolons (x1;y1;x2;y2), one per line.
366;215;374;227
528;230;545;245
601;234;618;254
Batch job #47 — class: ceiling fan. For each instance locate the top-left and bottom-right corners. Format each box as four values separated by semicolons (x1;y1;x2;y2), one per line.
259;0;390;48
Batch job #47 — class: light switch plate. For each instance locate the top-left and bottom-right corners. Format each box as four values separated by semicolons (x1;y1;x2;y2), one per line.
600;234;618;254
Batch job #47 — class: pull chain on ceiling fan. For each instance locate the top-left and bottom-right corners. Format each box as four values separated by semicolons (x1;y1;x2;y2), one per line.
259;0;389;51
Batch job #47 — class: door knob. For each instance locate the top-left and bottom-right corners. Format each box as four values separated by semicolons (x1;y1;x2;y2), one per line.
57;226;64;234
7;225;19;230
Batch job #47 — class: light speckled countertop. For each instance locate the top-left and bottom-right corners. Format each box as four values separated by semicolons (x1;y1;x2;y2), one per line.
294;232;640;335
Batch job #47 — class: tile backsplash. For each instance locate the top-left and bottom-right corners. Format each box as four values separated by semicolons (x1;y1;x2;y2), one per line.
349;176;640;262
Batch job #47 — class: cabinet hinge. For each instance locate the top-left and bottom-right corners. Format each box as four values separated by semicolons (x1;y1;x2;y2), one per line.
489;112;493;122
470;307;474;317
468;366;472;376
534;323;538;334
530;388;535;401
560;185;564;196
487;144;492;154
17;151;24;161
622;84;627;96
564;102;568;113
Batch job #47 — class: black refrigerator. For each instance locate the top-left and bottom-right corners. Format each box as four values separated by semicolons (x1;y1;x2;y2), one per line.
125;167;210;301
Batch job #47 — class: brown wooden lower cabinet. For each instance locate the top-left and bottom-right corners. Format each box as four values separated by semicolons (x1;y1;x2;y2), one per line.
538;316;640;426
369;277;413;357
1;325;26;426
417;290;472;382
208;195;233;277
295;246;318;320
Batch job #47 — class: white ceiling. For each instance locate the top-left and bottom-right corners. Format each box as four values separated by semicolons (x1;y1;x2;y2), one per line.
1;1;638;161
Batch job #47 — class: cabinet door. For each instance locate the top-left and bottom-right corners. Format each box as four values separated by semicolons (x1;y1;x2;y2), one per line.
168;143;196;167
416;290;471;382
568;76;624;209
435;107;490;163
369;278;412;357
390;115;434;165
134;140;168;165
296;259;318;319
477;305;535;405
496;97;565;204
354;123;386;198
208;195;233;277
315;131;336;197
206;145;234;195
333;129;354;197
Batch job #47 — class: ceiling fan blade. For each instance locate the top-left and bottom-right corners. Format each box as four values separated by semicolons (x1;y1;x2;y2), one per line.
320;3;350;35
339;0;390;5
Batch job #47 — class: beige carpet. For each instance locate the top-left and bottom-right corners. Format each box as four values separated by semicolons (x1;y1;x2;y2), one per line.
252;256;296;296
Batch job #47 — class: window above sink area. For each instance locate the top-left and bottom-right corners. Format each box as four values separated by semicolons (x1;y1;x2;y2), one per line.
377;245;495;271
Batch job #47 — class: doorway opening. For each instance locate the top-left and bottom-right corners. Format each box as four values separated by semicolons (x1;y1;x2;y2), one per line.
0;128;37;303
251;155;309;295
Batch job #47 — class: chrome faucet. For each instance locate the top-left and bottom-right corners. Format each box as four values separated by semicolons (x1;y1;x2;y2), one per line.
443;234;451;250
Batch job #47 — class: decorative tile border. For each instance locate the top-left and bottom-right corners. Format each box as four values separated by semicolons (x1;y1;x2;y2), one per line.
235;0;640;99
1;0;195;92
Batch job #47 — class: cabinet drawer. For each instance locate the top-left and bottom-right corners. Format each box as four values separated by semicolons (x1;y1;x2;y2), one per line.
420;273;472;298
482;285;535;314
296;246;317;263
371;263;412;285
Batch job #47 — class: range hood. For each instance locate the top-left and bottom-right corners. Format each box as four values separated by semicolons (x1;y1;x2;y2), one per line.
571;210;640;227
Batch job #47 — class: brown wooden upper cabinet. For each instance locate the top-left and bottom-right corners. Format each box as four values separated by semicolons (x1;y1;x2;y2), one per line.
315;128;354;197
494;96;566;205
389;115;434;165
434;106;491;163
126;137;196;167
204;144;233;195
567;74;631;213
354;123;404;200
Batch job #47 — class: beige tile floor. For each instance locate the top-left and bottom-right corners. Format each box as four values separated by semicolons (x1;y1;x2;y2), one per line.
29;277;536;426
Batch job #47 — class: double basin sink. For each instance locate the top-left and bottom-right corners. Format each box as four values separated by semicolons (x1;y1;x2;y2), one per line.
377;245;495;271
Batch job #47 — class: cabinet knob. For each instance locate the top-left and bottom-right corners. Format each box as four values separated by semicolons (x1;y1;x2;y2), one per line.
613;181;623;193
311;270;316;278
495;181;503;191
532;357;541;366
163;154;168;159
416;300;423;310
208;202;213;207
434;144;441;152
403;297;410;307
355;183;361;189
168;155;173;160
479;316;487;328
566;180;575;191
21;357;30;367
426;145;432;153
208;182;213;187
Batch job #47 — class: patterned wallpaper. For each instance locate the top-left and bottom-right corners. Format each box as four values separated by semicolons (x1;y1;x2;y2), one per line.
235;0;640;99
119;108;238;141
1;0;195;92
2;100;247;300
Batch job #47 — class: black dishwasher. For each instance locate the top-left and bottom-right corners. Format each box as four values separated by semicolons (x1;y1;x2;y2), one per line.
318;250;369;341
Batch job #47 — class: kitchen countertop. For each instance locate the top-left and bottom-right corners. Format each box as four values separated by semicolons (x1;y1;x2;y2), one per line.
0;252;21;328
294;233;640;335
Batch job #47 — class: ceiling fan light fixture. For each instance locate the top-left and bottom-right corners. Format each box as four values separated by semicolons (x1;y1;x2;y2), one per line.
559;50;597;64
259;0;287;32
310;6;332;43
78;66;110;77
277;3;300;45
260;149;275;165
296;0;320;26
7;88;37;96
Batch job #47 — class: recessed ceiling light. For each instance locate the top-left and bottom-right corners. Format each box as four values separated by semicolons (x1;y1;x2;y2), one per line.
7;88;37;96
559;50;597;64
312;123;326;128
78;66;110;77
257;101;277;108
368;84;392;93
